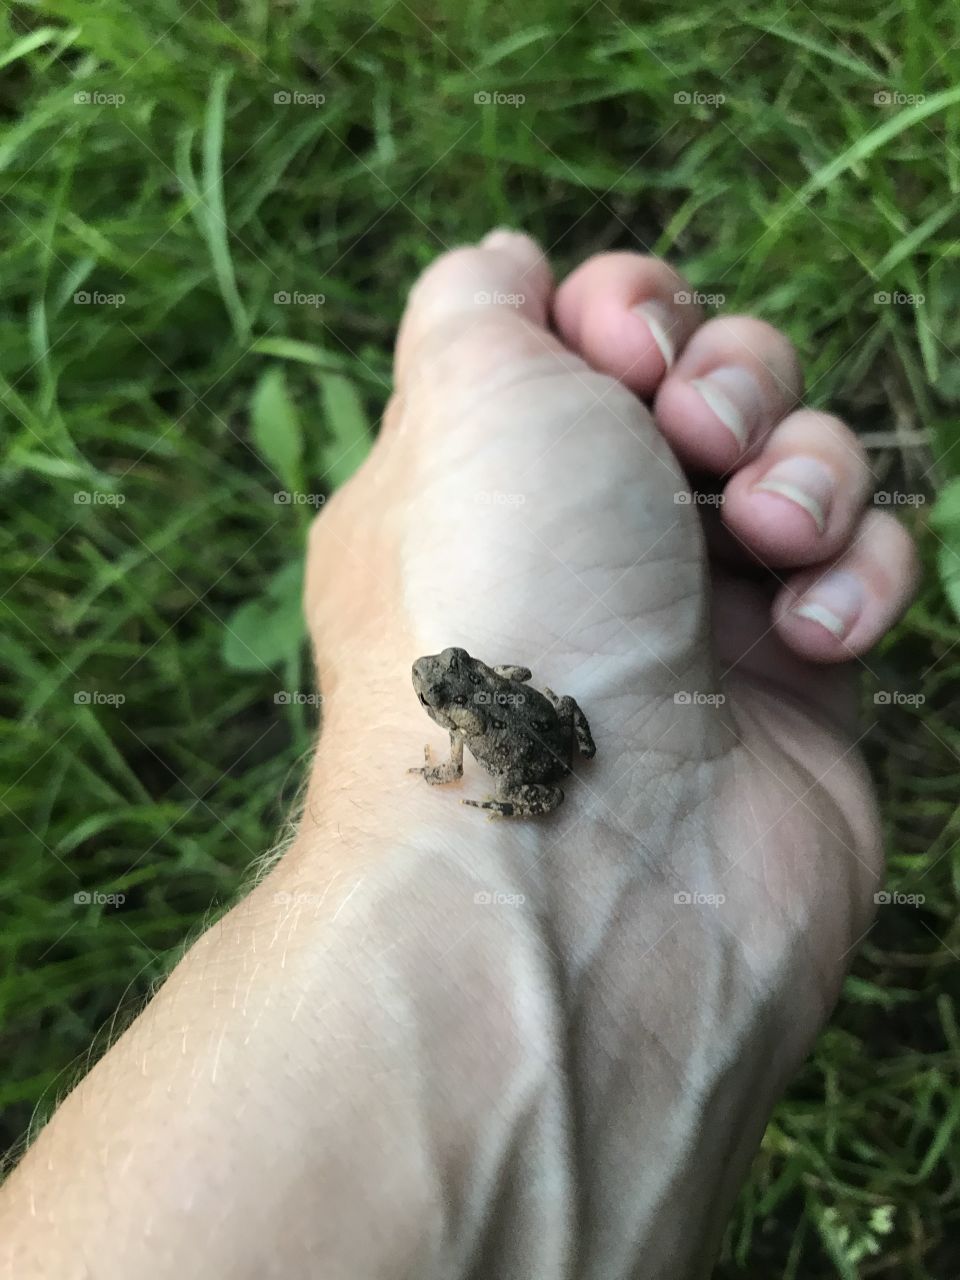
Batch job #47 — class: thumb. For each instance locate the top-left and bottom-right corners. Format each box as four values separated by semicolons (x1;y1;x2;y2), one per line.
394;229;557;390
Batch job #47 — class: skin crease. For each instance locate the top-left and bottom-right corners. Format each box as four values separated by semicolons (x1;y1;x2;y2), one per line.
0;233;918;1280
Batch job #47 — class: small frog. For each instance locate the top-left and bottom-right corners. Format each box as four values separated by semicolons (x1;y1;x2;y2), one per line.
410;647;596;817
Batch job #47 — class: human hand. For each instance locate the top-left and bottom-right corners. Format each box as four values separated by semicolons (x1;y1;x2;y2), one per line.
295;230;918;1275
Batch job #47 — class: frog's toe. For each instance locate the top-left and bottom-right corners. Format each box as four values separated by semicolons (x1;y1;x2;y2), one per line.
462;796;510;816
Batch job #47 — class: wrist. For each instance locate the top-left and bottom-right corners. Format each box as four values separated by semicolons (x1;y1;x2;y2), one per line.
258;834;562;1279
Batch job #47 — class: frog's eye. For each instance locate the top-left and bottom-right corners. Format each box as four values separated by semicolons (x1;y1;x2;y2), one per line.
453;694;468;707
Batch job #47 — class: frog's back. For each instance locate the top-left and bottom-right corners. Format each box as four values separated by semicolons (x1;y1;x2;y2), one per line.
468;677;566;781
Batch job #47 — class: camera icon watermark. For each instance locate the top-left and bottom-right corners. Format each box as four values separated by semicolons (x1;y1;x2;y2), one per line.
74;889;126;906
274;90;325;107
473;889;526;906
274;491;325;507
674;890;726;907
74;490;125;506
874;90;925;106
474;290;525;307
73;90;125;107
73;290;125;307
274;690;324;707
475;690;525;706
873;690;925;707
274;889;325;906
874;890;925;906
874;291;924;306
273;289;325;307
474;90;525;107
74;690;126;706
675;491;724;506
873;490;925;506
474;490;526;506
673;690;726;706
674;90;725;106
673;290;725;306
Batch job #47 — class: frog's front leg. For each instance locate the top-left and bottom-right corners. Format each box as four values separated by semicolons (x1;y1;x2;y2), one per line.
409;731;464;785
492;664;531;682
462;771;564;818
543;687;597;764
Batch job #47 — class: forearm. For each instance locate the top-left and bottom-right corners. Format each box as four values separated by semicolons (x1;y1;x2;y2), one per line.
0;718;836;1280
0;816;567;1280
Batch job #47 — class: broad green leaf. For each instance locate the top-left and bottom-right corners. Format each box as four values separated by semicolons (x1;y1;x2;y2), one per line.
936;544;960;625
929;477;960;532
317;372;371;489
250;366;303;491
930;479;960;622
222;559;304;674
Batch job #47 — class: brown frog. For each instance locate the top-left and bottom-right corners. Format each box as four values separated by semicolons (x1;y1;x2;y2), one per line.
410;647;596;817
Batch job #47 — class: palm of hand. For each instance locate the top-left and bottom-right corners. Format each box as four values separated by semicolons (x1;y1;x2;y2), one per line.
316;319;878;1003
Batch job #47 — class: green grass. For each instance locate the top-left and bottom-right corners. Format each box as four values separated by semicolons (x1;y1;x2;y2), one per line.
2;1;960;1275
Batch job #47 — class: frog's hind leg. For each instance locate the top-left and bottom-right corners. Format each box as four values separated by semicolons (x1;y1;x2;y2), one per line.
462;773;564;818
543;687;596;763
492;664;532;682
570;700;596;758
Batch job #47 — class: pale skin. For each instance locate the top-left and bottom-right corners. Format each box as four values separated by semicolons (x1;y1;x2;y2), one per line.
0;232;918;1279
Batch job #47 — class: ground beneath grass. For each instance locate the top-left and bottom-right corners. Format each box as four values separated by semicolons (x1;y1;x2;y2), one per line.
2;3;959;1276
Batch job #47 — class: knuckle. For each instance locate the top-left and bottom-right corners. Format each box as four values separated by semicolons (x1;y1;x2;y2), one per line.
792;410;869;468
703;315;801;385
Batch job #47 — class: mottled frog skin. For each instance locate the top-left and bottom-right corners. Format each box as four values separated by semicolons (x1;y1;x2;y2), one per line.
410;647;596;817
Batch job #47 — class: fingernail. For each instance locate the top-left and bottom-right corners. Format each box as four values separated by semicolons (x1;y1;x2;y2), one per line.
792;570;863;638
632;300;676;368
689;366;763;449
753;456;834;533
